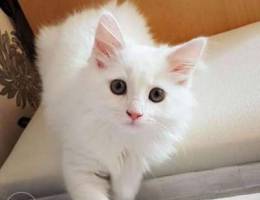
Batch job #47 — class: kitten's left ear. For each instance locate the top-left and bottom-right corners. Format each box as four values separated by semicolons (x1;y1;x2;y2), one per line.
92;12;125;68
168;37;207;86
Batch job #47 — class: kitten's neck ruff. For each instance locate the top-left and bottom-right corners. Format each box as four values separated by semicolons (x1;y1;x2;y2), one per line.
61;105;185;172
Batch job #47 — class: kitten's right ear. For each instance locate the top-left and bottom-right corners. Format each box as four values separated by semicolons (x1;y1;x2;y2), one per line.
91;12;125;68
168;37;207;86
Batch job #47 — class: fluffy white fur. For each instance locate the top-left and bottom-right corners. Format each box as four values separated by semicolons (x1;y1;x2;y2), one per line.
36;1;206;200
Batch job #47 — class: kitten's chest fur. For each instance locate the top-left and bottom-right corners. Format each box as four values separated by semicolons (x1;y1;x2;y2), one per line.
62;114;175;173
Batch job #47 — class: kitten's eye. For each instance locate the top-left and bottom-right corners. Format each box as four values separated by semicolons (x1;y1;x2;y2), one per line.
110;79;127;95
149;87;165;103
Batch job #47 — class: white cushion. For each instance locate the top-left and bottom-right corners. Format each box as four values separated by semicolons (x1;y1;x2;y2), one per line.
0;107;64;198
1;22;260;198
216;193;260;200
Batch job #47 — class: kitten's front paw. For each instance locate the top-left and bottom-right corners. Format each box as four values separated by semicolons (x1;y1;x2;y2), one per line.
113;190;136;200
114;196;135;200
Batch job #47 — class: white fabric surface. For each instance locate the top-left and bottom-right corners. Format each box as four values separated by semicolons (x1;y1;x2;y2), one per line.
35;193;260;200
215;193;260;200
0;107;64;198
4;162;260;200
1;22;260;198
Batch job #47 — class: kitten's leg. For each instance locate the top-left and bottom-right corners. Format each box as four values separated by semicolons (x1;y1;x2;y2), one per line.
63;152;110;200
112;156;144;200
64;168;110;200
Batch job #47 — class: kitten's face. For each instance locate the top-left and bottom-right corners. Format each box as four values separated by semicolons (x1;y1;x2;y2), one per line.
86;45;192;135
75;13;206;138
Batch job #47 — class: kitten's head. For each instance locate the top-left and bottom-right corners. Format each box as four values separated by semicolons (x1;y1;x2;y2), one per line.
80;13;206;135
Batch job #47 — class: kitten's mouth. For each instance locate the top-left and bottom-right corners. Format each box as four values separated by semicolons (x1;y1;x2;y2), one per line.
125;120;141;127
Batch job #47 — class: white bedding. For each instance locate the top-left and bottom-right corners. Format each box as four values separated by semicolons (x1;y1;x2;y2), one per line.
216;193;260;200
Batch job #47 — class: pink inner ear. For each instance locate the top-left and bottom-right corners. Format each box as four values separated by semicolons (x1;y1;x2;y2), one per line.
94;40;110;68
168;37;207;85
95;40;112;58
96;59;106;68
168;38;206;72
171;64;192;85
170;63;192;74
92;12;125;69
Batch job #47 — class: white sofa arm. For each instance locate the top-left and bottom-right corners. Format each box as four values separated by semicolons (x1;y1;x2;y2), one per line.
0;106;64;199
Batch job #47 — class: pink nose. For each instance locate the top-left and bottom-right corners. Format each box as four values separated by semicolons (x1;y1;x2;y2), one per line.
126;110;143;121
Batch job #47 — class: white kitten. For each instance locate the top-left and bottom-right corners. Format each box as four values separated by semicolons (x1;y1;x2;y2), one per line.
36;1;206;200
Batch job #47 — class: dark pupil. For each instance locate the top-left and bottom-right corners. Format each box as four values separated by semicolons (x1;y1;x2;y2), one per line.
153;90;161;99
115;82;122;90
149;88;165;102
111;79;126;95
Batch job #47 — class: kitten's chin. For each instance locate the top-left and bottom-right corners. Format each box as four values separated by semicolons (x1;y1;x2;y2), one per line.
119;119;140;127
125;121;141;127
122;120;148;130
